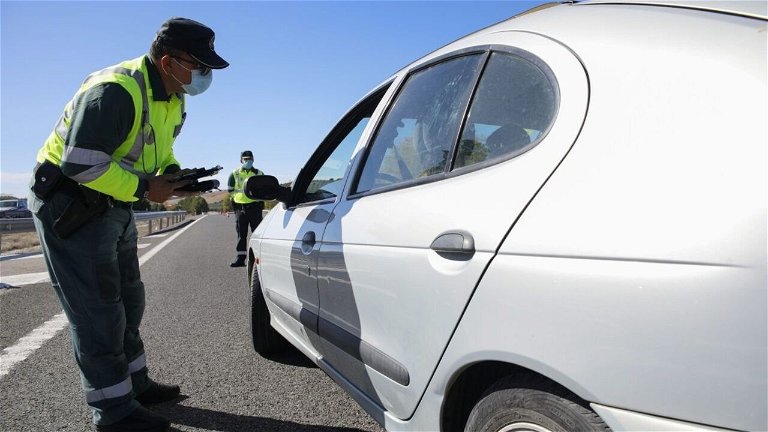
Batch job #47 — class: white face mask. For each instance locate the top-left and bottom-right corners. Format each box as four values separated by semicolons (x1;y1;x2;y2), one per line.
170;58;212;96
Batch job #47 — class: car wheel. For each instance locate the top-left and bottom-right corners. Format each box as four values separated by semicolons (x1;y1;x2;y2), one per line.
464;376;609;432
250;267;287;355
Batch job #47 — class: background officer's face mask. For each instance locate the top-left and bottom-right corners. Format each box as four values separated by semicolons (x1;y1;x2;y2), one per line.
242;160;254;170
171;58;213;96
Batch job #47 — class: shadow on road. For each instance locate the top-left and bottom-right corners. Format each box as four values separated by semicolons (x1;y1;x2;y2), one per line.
160;399;372;432
260;343;317;368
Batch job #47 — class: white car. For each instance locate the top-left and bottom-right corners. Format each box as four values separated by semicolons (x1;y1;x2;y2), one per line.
245;1;767;431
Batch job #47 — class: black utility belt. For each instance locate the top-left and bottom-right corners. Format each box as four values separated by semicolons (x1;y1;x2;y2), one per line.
32;161;128;238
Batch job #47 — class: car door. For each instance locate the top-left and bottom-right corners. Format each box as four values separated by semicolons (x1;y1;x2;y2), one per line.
256;85;391;356
315;32;589;419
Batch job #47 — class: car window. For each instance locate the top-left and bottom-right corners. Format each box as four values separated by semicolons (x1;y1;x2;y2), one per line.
304;119;369;202
453;52;557;169
354;54;484;194
295;85;390;205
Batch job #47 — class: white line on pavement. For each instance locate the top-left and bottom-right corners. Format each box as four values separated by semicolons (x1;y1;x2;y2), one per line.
137;243;150;249
0;272;51;287
0;313;68;376
0;215;207;379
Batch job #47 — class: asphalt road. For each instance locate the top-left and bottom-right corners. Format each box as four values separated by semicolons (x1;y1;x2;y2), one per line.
0;214;384;432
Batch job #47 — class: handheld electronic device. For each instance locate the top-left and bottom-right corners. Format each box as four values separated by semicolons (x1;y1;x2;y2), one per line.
174;165;222;192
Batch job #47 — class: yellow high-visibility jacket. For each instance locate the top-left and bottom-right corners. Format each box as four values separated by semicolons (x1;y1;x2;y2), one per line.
36;55;184;202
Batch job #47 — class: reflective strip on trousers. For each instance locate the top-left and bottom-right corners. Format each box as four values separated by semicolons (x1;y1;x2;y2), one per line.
85;377;132;403
127;353;146;374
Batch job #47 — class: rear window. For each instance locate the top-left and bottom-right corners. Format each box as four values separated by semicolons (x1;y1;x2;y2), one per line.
454;51;557;169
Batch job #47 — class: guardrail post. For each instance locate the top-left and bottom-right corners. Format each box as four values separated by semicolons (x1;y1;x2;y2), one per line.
148;220;153;235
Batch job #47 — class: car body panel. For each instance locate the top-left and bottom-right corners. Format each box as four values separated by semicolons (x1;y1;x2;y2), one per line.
316;31;589;419
442;254;764;430
257;204;329;349
249;2;766;431
579;0;767;20
591;404;732;432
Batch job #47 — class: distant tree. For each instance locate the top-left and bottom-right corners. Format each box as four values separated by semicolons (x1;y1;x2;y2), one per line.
221;192;231;213
178;196;208;214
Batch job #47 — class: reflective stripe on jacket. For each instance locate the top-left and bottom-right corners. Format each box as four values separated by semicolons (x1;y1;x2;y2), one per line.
231;168;263;204
36;56;185;202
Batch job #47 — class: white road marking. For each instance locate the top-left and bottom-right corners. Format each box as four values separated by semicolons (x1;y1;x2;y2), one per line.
0;253;44;261
0;272;51;287
137;243;151;249
0;216;206;379
138;216;205;266
0;313;69;376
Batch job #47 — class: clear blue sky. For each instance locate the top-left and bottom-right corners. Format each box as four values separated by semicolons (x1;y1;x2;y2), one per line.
1;1;544;198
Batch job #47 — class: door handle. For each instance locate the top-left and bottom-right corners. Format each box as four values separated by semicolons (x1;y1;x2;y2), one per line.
302;231;316;245
430;230;475;254
300;231;316;255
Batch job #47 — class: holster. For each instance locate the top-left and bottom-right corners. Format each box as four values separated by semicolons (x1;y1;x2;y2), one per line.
52;187;110;239
33;161;111;239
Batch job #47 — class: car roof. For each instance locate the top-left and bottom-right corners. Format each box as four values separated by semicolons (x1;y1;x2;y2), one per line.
575;0;767;20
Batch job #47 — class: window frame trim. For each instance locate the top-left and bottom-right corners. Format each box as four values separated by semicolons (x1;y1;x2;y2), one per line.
287;82;393;209
450;46;561;175
347;48;489;199
346;44;561;201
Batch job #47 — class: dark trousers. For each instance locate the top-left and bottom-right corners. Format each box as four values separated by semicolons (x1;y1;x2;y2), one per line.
30;191;149;425
234;202;263;258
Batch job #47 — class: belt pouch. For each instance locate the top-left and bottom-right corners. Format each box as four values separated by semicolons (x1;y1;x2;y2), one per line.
32;161;64;201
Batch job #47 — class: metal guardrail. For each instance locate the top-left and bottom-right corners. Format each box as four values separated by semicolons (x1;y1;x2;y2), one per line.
0;218;34;234
0;211;187;235
135;211;187;235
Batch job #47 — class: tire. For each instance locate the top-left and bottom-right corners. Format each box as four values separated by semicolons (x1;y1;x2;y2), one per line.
465;376;610;432
250;267;288;355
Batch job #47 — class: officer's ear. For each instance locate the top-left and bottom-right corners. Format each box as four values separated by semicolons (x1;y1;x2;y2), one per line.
159;54;177;73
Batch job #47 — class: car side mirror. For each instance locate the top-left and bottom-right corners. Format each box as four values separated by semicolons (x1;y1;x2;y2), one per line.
244;175;291;203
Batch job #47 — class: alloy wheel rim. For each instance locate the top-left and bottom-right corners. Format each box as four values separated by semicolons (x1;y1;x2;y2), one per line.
497;422;555;432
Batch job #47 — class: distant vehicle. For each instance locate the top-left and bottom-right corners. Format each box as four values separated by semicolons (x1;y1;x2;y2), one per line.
243;1;766;431
0;198;31;218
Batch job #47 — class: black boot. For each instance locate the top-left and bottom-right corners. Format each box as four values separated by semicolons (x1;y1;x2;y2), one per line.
135;380;181;405
230;256;246;267
95;406;170;431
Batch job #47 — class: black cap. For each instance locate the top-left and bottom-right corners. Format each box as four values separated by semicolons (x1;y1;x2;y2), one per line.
241;150;253;159
156;17;229;69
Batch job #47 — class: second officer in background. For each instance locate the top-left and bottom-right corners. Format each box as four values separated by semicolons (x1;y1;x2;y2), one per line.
228;150;264;267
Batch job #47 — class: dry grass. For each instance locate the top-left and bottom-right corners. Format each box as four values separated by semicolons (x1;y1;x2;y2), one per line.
0;232;41;254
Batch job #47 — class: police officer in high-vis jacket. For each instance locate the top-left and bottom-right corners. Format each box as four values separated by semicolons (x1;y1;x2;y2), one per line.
228;150;264;267
29;18;228;432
